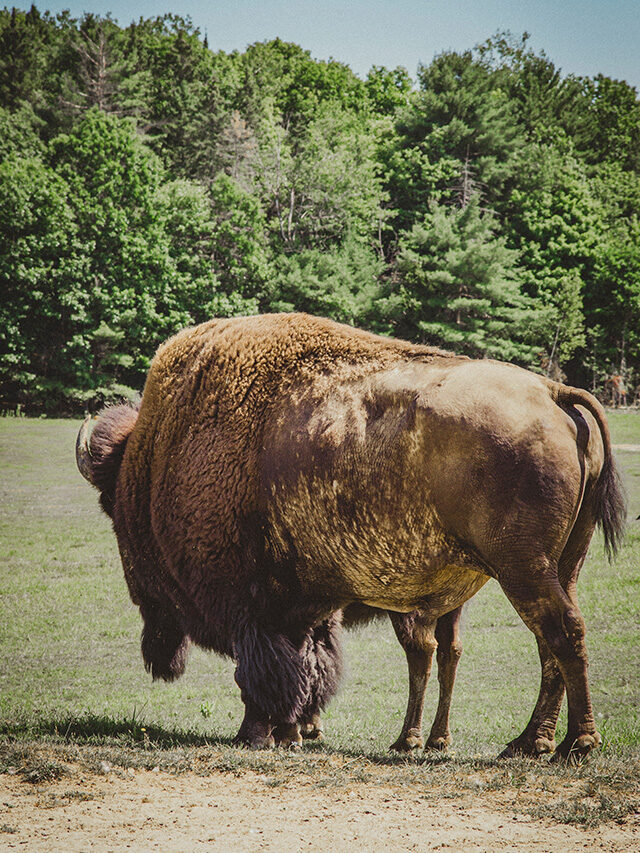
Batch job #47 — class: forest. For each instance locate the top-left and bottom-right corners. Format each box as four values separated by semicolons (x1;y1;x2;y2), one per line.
1;6;639;413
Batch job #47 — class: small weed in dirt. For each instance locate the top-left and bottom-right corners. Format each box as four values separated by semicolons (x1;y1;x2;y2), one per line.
40;790;97;809
21;759;69;784
0;824;18;834
528;792;640;828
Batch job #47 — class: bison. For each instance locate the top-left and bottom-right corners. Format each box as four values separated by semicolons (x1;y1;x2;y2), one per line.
76;313;625;759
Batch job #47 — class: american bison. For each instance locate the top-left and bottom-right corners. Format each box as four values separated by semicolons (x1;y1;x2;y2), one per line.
77;313;625;759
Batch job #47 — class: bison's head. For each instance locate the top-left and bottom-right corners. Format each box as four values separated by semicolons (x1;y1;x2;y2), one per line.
75;404;139;516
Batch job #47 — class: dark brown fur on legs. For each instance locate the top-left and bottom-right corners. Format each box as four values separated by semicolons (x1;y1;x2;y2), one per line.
233;615;342;748
285;617;343;744
233;696;275;749
298;615;343;723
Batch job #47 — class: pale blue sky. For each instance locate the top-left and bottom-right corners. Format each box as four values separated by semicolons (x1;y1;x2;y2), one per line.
13;0;640;88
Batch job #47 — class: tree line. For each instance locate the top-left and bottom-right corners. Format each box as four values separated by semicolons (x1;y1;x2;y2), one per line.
1;7;639;413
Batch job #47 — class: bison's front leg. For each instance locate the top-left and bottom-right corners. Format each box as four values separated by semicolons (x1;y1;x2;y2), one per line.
233;696;275;749
233;614;342;749
388;611;437;752
299;711;324;741
271;722;303;748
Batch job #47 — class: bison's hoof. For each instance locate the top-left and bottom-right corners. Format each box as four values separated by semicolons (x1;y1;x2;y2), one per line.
249;734;276;750
390;731;423;752
499;734;556;759
300;722;324;741
552;731;601;765
534;737;556;755
272;723;303;749
425;735;451;752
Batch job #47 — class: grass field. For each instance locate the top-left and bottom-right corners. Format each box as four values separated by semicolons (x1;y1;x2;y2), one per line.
1;413;639;826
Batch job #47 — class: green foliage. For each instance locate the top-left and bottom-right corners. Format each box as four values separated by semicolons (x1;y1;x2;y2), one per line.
0;5;54;109
503;144;604;367
207;172;270;304
48;109;187;385
267;236;385;326
237;39;368;136
0;154;88;412
389;196;538;362
0;102;45;159
589;224;640;373
365;65;413;114
1;10;639;411
411;50;524;204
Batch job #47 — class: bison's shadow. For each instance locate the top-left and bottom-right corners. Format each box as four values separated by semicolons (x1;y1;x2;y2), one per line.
0;713;236;749
1;714;509;771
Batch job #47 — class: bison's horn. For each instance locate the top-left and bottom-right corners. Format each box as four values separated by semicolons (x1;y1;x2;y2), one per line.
76;415;96;485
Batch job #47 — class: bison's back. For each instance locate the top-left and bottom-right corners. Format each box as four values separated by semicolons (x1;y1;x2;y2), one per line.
260;357;600;614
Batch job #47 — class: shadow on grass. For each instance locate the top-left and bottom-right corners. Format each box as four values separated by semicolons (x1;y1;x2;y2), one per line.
0;712;512;775
0;713;236;750
2;713;636;777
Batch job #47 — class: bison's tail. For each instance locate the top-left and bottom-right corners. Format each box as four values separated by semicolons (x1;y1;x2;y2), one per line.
76;403;140;517
549;383;627;560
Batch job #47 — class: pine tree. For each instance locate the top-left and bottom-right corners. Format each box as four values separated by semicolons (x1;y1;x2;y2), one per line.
388;194;539;363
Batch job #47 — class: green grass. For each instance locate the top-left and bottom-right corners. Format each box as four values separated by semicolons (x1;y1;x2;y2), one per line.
1;414;639;825
607;408;640;446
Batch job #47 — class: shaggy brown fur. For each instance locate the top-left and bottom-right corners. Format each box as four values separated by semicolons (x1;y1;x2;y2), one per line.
77;313;626;757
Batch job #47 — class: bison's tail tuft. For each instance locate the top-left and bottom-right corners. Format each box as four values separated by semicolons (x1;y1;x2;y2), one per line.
593;453;627;560
76;402;140;516
549;382;627;560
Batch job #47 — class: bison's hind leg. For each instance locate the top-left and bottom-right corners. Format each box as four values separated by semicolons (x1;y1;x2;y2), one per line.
426;606;464;751
140;603;190;682
498;635;562;759
500;566;600;764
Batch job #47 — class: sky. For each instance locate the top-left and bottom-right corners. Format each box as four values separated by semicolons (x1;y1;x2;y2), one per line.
12;0;640;89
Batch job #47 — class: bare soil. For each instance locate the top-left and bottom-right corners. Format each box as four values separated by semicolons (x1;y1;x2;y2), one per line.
2;766;639;853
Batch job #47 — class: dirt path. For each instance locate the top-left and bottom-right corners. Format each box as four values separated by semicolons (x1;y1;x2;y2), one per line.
2;769;639;853
612;444;640;452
